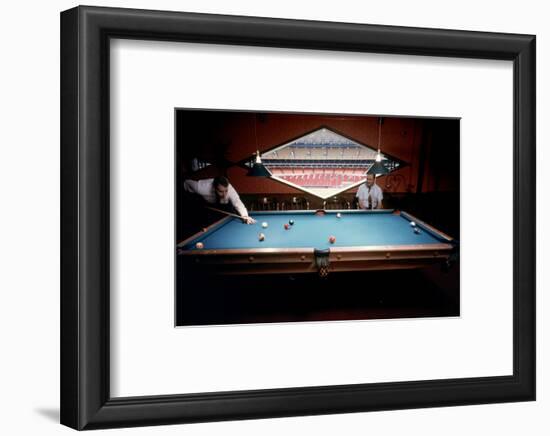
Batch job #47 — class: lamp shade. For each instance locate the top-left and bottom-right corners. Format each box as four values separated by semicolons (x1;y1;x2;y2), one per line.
367;161;389;175
247;150;272;177
247;162;272;177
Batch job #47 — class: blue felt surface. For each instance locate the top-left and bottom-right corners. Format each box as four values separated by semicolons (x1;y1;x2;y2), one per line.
181;211;445;251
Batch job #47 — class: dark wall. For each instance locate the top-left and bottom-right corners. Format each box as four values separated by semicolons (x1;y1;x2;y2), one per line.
177;110;459;194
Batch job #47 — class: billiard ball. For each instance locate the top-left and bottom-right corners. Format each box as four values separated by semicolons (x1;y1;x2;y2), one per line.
289;219;294;226
329;235;336;244
262;222;268;228
414;227;421;234
284;223;290;230
258;233;265;241
195;242;204;249
336;213;342;218
410;221;416;227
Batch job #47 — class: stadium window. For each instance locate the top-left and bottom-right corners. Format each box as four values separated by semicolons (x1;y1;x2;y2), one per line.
258;127;400;199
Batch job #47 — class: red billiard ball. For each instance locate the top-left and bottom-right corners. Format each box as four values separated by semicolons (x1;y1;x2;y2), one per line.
284;223;290;230
195;242;204;249
329;235;336;244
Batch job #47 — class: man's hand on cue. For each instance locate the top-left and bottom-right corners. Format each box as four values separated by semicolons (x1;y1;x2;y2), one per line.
242;216;256;224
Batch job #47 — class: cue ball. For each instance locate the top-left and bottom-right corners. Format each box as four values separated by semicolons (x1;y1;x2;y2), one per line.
258;233;265;241
289;219;294;225
410;221;416;227
195;242;204;249
336;213;342;218
261;222;268;228
284;223;290;230
329;235;336;244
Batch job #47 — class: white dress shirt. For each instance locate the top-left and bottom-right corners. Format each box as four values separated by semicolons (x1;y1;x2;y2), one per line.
183;178;249;217
356;183;384;209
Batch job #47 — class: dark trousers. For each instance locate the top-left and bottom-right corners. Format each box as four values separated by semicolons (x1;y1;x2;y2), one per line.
177;193;237;241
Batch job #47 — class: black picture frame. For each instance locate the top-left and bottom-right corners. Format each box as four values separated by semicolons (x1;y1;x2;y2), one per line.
60;5;536;430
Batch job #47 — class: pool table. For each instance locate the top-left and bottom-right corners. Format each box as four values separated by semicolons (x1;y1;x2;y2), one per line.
177;209;458;275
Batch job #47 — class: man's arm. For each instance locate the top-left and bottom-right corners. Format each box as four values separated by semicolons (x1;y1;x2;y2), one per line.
356;186;367;209
375;187;384;209
228;186;256;224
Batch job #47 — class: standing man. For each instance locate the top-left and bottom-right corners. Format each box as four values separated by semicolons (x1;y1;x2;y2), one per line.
356;174;384;209
183;176;256;224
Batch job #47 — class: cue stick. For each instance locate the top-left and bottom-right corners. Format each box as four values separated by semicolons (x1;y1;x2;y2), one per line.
205;206;245;220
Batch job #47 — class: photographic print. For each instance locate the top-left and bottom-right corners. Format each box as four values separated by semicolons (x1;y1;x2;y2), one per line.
176;110;460;326
61;6;535;429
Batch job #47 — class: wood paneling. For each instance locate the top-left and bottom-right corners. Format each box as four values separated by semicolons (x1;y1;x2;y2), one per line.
176;111;459;195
